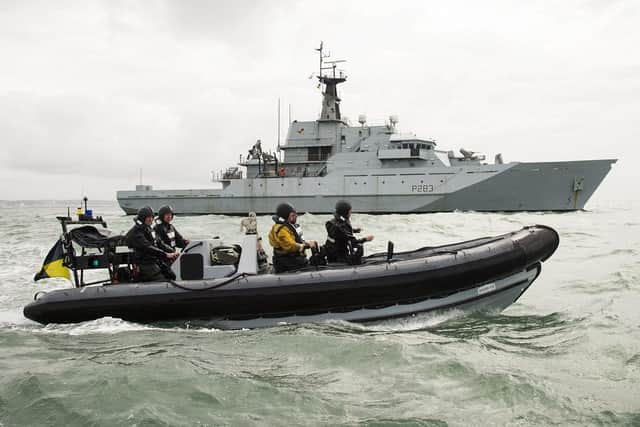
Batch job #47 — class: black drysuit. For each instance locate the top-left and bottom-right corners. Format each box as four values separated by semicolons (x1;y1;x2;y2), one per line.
125;222;174;281
324;216;366;264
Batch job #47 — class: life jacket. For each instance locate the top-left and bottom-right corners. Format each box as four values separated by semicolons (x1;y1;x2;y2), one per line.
269;216;304;257
136;219;157;242
156;221;177;249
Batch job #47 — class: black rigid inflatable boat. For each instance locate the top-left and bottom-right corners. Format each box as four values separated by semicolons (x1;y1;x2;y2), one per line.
24;224;559;328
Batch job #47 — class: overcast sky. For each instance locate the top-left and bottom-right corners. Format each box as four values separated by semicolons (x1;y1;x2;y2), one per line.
0;0;637;202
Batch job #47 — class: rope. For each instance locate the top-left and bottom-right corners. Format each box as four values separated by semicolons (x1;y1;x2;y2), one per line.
169;272;249;292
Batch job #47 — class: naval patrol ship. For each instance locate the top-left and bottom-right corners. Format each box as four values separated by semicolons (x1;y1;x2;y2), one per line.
117;44;616;215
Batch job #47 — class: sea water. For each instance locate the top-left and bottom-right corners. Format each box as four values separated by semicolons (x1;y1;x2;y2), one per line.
0;200;638;426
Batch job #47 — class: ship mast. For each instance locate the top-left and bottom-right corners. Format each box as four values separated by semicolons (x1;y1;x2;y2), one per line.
316;42;346;122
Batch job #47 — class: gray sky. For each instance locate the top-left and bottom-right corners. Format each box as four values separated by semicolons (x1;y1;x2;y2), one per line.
0;0;637;202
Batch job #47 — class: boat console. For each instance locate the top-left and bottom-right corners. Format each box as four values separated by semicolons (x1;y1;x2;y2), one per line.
171;235;259;281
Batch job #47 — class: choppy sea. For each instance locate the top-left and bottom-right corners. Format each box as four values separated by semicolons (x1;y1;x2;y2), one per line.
0;200;638;426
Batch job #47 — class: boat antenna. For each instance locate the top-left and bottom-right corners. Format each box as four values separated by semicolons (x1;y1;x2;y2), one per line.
277;97;281;150
79;186;86;212
139;168;142;185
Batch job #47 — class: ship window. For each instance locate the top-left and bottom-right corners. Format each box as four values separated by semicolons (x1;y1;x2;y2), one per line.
308;147;332;161
341;135;346;144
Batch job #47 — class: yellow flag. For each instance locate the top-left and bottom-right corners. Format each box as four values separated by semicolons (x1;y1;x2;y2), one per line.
34;240;70;281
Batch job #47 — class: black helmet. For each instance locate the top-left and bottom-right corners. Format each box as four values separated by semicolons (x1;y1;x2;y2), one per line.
158;205;174;221
335;200;352;218
136;205;154;221
276;202;296;220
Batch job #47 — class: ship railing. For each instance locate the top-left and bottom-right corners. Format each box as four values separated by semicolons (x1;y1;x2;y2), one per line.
213;168;244;181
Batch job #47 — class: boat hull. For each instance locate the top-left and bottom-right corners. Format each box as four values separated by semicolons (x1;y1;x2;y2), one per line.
203;265;540;329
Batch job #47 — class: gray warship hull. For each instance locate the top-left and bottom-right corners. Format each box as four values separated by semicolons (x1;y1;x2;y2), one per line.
117;159;615;215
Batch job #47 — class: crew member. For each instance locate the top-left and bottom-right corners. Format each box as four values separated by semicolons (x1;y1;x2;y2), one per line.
324;200;374;264
154;205;189;253
268;203;317;273
126;206;178;281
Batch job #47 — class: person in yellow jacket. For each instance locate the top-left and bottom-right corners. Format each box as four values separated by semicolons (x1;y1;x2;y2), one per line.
269;203;318;273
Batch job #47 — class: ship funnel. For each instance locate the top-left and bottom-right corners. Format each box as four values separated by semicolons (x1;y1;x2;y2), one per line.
358;114;367;126
389;115;399;127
